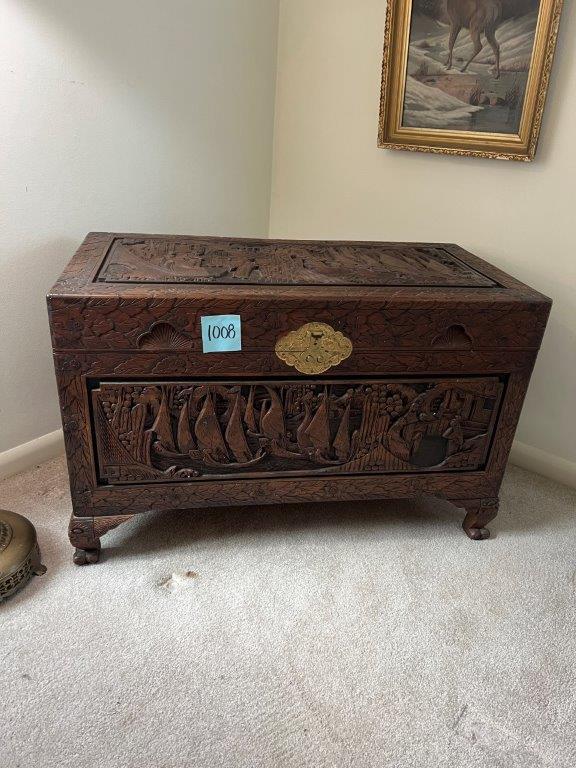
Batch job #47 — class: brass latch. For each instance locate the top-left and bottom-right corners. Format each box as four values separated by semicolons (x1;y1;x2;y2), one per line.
275;322;353;375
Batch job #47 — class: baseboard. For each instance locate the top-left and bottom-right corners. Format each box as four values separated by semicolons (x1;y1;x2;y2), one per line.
0;429;65;482
0;430;574;491
509;441;576;490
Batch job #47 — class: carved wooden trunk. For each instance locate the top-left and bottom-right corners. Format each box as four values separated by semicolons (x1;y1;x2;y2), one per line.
47;233;551;563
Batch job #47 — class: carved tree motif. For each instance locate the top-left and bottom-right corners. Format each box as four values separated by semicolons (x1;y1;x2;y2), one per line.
91;378;504;484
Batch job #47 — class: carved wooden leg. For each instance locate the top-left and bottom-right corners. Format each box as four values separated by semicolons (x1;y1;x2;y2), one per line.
68;514;135;565
459;498;499;540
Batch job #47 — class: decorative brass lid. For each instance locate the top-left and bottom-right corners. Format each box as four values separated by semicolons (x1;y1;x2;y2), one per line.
275;322;353;375
0;509;46;601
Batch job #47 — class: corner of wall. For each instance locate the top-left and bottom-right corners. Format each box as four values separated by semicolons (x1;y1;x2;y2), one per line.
267;0;284;237
509;441;576;491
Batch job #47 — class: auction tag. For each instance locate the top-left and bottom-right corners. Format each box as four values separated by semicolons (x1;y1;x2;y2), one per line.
201;314;242;353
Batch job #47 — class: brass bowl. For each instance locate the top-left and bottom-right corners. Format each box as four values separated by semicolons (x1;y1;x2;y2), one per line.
0;509;46;601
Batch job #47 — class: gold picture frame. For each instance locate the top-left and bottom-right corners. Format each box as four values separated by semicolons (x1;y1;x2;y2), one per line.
378;0;564;161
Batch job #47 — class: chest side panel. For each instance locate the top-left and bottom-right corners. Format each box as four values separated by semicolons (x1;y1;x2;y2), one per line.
91;377;504;485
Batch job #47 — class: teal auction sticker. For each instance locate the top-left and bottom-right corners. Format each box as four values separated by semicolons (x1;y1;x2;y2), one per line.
201;315;241;353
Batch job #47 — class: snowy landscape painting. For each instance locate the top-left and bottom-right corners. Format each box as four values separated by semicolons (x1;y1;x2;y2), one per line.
403;0;540;133
378;0;563;159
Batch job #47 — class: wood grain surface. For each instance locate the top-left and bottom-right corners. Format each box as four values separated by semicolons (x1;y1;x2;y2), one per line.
48;233;551;562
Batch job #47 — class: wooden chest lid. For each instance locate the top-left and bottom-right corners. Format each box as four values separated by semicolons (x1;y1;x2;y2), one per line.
49;232;550;305
94;235;496;288
48;233;552;354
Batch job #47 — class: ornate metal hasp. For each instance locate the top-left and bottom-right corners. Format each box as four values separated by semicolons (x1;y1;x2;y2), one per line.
275;322;353;375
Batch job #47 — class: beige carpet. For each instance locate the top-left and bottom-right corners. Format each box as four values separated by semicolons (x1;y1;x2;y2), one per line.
1;456;575;768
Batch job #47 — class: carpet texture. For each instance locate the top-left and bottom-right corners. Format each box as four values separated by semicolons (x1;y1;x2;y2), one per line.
1;456;575;768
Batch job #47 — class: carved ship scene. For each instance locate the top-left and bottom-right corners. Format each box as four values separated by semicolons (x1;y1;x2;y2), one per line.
92;378;504;485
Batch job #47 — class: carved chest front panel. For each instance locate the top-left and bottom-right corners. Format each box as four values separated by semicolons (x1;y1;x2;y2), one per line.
91;377;504;485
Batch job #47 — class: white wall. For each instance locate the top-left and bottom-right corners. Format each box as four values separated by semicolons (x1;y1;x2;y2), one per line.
270;0;576;469
0;0;279;453
2;0;575;478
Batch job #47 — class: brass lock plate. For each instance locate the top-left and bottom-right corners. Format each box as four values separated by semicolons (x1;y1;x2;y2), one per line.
275;322;353;375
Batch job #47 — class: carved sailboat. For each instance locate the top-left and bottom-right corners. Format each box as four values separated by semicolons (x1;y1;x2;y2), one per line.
259;387;302;458
176;399;196;453
194;392;229;461
225;393;252;463
332;401;351;460
296;394;314;452
260;388;286;442
151;392;176;451
304;388;331;454
244;386;258;433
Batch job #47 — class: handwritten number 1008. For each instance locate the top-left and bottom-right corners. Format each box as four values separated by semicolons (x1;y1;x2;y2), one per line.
207;323;236;341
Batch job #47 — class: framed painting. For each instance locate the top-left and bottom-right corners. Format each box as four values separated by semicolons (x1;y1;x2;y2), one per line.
378;0;564;160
